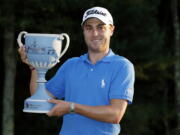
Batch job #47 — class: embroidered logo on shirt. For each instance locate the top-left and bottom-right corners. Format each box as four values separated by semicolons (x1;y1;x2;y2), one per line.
101;79;105;88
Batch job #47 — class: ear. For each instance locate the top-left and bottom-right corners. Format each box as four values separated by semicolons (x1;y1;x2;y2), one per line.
110;25;115;36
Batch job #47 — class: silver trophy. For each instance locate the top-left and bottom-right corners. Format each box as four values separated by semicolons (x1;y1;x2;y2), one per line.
17;31;70;113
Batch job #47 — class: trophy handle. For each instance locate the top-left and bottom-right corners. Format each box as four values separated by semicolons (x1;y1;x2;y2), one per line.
17;31;28;47
58;33;70;59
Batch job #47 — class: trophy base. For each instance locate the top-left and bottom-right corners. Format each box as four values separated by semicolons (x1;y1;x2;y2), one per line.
23;110;49;113
23;99;55;113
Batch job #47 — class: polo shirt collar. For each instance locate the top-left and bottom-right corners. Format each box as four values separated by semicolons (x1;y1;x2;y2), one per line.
80;49;115;64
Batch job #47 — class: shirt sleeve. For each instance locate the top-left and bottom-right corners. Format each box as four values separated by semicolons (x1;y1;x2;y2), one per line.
109;61;135;104
45;60;69;99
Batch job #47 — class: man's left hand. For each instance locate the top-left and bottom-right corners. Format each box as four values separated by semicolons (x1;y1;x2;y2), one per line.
46;99;70;117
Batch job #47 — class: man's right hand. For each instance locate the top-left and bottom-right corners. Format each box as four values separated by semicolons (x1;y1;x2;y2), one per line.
18;46;37;95
18;46;30;65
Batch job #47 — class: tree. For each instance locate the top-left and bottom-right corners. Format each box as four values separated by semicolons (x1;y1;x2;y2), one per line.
2;0;16;135
4;0;178;134
171;0;180;134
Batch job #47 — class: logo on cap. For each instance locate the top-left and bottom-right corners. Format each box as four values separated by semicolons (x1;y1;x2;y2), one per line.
85;9;107;18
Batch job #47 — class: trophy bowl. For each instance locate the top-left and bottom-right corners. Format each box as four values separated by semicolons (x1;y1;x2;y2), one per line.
17;31;70;113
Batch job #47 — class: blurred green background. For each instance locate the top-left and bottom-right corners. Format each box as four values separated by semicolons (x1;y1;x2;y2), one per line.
1;0;180;135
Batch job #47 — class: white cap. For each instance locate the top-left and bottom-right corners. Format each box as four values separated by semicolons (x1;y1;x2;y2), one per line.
81;7;113;25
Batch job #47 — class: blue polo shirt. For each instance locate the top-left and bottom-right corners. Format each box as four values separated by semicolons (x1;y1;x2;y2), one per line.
46;50;135;135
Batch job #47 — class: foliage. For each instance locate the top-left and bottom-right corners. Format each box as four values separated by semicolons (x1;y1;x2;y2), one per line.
0;0;178;135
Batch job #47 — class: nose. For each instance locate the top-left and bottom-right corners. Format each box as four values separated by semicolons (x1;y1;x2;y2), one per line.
92;29;98;36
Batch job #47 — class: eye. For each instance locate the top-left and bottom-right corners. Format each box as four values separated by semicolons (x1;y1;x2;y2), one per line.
97;25;106;31
84;25;92;31
97;26;103;30
87;27;92;31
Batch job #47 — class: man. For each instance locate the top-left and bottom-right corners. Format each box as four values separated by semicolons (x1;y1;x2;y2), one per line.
18;7;135;135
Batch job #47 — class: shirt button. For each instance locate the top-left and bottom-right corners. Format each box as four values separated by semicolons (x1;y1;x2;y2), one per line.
90;68;93;71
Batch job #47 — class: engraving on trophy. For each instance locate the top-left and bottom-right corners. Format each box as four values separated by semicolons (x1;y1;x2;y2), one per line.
26;46;56;55
25;103;41;109
47;48;55;55
32;39;37;47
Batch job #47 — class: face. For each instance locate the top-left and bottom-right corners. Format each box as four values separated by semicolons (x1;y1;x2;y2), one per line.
82;18;114;53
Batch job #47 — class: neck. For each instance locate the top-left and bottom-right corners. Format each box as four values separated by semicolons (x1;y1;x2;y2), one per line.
88;49;109;64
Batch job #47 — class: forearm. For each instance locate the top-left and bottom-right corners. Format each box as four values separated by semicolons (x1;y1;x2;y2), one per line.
47;99;128;123
74;99;128;124
75;104;119;123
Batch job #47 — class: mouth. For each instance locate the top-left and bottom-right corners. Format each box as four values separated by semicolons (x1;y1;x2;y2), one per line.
92;39;102;43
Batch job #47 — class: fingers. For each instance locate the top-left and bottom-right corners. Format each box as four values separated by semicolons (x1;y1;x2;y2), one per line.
46;103;61;116
46;99;59;116
17;45;35;70
18;46;25;53
47;106;56;116
47;99;59;104
46;99;70;117
18;46;27;61
18;46;26;58
17;46;31;65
